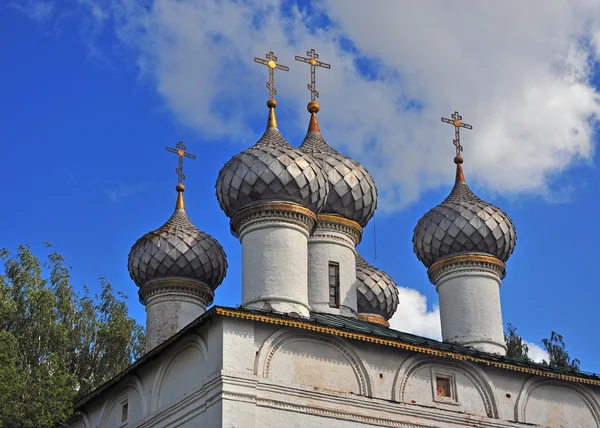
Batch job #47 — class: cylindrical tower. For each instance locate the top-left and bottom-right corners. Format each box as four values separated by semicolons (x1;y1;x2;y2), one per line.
299;101;378;316
128;183;227;351
413;116;516;355
216;96;329;317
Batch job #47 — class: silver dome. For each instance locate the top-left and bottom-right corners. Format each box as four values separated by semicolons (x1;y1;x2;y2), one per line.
128;201;227;291
216;119;329;218
299;110;378;227
356;254;399;321
413;164;517;268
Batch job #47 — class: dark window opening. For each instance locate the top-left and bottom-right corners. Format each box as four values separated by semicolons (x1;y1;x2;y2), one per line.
121;402;128;422
328;262;340;308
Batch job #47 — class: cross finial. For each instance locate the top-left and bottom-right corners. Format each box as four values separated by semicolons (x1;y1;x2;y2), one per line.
295;48;331;101
254;51;290;100
165;141;196;185
441;111;473;159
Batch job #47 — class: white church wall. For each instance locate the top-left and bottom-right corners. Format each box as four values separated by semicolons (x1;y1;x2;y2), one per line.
222;318;600;427
73;318;228;428
152;334;208;410
515;378;600;426
254;328;370;395
73;315;600;428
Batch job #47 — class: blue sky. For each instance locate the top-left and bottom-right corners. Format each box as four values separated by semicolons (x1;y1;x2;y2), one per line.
2;0;600;372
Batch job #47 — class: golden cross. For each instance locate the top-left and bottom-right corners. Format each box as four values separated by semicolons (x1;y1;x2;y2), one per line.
441;111;473;156
165;141;196;184
254;51;289;99
295;48;331;101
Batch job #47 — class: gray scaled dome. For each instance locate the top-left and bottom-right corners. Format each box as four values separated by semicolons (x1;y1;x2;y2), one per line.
216;99;329;218
356;254;399;321
412;159;517;268
128;184;228;291
299;102;378;227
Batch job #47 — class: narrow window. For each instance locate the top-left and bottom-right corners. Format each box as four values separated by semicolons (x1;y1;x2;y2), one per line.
328;262;340;308
436;377;452;398
121;401;129;422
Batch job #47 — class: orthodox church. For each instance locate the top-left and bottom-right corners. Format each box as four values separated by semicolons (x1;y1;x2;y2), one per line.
70;50;600;428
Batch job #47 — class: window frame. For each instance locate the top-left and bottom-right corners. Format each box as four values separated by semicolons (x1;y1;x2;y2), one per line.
328;262;340;308
430;368;459;405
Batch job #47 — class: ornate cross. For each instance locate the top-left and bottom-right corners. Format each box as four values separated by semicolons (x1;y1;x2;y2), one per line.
254;51;289;99
295;48;331;101
165;141;196;184
441;111;473;156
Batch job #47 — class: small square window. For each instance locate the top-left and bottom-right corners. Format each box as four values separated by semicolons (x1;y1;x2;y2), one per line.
121;402;128;422
430;368;458;405
436;377;452;398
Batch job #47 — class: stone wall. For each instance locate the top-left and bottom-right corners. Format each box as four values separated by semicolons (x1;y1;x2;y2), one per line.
72;316;600;428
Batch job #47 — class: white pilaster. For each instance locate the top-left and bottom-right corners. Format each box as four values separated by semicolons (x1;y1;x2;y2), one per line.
231;202;317;317
308;214;362;316
428;254;507;355
140;279;213;351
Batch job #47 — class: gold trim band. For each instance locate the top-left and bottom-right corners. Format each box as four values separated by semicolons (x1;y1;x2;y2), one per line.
315;214;363;245
428;254;506;282
231;202;318;237
317;214;363;233
357;314;389;327
215;307;600;387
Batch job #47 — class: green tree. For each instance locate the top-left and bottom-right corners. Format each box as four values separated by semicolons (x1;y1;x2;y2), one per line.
0;244;145;427
542;331;580;371
504;323;530;360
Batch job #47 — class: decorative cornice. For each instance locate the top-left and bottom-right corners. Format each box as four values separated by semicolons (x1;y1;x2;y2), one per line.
230;202;317;237
139;279;214;306
428;254;506;284
215;307;600;387
314;214;363;245
357;314;389;327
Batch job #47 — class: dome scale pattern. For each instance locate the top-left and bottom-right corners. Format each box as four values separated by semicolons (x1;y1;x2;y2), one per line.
216;117;329;218
356;254;399;321
299;110;378;227
412;164;517;268
128;206;227;291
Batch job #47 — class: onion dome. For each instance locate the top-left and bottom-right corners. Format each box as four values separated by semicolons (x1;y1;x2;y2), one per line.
356;253;399;324
128;183;228;293
299;101;378;227
412;156;517;268
215;99;329;218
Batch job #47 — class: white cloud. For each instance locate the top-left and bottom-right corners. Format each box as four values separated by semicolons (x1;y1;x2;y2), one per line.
388;287;441;340
13;1;600;208
84;0;600;210
104;181;150;201
525;340;550;364
11;0;56;22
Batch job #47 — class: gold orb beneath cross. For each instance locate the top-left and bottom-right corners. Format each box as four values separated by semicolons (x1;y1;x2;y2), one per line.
453;120;461;127
268;60;277;69
309;58;317;66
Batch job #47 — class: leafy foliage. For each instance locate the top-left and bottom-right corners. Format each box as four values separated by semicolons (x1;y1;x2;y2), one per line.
0;244;144;427
504;323;530;360
542;331;580;371
505;324;581;371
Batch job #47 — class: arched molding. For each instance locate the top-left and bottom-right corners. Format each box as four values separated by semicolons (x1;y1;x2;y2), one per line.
254;328;372;397
515;376;600;423
392;354;499;418
70;411;92;428
98;374;145;428
150;333;208;412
